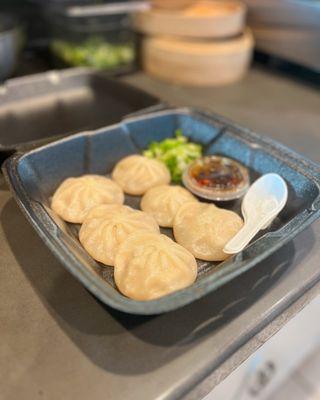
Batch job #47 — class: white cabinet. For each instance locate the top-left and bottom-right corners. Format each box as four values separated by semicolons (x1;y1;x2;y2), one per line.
205;296;320;400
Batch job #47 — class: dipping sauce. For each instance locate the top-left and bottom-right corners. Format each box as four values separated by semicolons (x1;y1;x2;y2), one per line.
183;155;249;201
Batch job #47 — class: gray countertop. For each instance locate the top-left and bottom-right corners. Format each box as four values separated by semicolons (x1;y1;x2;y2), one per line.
1;66;320;400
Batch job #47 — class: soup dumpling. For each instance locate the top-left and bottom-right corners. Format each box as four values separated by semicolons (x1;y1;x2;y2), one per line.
114;232;197;300
51;175;124;223
112;155;170;195
79;204;159;266
173;202;243;261
141;184;198;227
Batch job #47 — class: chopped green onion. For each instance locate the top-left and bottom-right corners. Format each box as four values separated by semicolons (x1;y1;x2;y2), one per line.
143;130;202;183
51;37;134;69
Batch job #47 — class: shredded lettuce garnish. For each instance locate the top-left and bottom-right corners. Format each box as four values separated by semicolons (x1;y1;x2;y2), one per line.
143;130;202;183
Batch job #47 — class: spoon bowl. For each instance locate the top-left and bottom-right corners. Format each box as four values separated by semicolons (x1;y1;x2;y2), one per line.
224;173;288;254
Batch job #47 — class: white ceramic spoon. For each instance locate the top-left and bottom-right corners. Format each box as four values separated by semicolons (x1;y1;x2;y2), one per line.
223;173;288;254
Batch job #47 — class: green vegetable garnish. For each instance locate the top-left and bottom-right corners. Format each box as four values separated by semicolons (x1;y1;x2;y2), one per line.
143;130;202;183
51;37;134;69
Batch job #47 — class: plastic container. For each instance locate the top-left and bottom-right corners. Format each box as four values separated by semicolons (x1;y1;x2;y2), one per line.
0;68;160;159
46;1;148;72
3;107;320;314
183;155;250;201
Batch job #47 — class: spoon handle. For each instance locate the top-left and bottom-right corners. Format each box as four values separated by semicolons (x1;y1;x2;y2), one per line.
223;218;268;254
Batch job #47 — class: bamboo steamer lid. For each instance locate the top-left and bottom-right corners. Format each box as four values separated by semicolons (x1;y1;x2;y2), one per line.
151;0;196;10
134;1;246;39
142;30;254;86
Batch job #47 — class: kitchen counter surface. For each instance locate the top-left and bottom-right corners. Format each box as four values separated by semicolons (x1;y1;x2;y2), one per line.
1;66;320;400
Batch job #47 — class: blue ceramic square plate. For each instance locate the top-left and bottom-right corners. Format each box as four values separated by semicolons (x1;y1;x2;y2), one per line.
3;107;320;314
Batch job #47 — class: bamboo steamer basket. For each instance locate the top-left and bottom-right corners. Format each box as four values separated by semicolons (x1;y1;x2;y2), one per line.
142;30;254;86
134;1;246;39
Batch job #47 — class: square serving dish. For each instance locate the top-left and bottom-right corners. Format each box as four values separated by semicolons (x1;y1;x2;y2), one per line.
3;107;320;314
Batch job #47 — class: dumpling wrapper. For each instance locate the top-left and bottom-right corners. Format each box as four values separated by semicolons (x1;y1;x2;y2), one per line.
141;184;198;227
112;155;171;195
173;202;243;261
114;232;197;301
79;204;159;266
51;175;124;223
